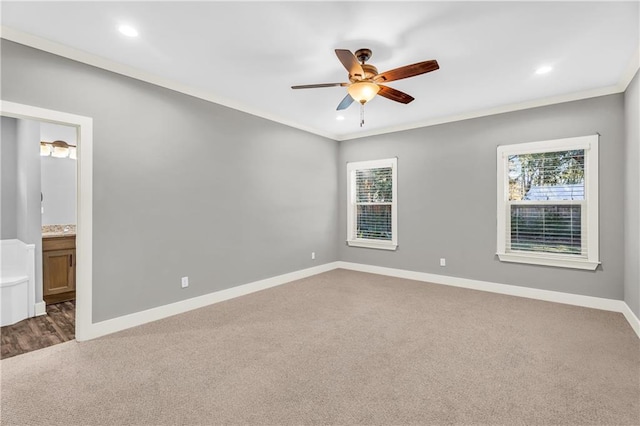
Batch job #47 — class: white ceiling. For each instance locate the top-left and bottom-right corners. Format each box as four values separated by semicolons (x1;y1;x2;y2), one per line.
1;1;638;140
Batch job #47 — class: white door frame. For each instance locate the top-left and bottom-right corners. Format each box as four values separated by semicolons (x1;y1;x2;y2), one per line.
1;100;93;341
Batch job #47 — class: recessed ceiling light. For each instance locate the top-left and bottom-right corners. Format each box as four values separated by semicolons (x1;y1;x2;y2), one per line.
535;65;553;75
336;115;345;121
118;25;138;37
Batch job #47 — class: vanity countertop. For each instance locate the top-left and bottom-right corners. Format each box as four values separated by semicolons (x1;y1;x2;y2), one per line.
42;224;76;238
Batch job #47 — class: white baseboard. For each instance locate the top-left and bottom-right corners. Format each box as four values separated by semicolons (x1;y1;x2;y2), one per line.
336;261;640;339
80;260;639;341
620;302;640;338
34;301;46;316
82;262;340;341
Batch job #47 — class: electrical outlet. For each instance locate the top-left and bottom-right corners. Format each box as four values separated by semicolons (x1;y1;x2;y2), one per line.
181;276;189;288
440;258;446;267
311;252;316;260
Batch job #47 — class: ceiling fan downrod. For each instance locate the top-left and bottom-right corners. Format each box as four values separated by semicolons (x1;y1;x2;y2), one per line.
355;48;372;65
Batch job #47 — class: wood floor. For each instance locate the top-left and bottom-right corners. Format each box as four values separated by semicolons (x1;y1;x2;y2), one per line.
0;300;75;359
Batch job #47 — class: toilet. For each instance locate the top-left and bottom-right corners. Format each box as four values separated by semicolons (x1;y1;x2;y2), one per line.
0;239;35;327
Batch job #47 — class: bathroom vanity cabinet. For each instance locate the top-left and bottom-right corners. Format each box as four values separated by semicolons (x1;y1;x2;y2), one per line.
42;235;76;304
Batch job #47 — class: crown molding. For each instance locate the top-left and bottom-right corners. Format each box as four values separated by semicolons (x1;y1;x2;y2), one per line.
618;45;640;92
0;26;339;141
337;85;624;141
339;43;639;141
2;26;637;143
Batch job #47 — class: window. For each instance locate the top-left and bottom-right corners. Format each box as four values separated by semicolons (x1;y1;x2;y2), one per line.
347;158;397;250
497;135;599;270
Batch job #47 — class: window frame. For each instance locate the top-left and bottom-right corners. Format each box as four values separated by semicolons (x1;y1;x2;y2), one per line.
346;158;398;251
496;135;599;270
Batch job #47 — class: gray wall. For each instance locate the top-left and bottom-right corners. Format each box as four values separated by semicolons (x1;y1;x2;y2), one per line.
1;117;18;239
15;118;44;302
1;38;634;322
1;40;339;322
339;95;625;301
41;155;77;225
624;70;639;317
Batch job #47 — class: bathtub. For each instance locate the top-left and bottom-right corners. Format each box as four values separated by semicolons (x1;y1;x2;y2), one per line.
1;239;36;326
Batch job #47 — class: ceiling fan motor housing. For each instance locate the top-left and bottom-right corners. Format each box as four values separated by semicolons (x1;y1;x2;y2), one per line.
349;64;378;83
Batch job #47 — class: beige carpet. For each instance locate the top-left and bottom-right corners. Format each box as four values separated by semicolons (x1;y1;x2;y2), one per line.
1;269;639;425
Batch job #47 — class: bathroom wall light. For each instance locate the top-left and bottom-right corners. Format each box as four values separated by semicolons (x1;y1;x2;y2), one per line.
40;140;76;159
40;143;52;156
51;142;69;158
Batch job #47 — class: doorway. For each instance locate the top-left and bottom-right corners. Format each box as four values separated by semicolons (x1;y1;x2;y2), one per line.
1;119;78;358
0;101;93;351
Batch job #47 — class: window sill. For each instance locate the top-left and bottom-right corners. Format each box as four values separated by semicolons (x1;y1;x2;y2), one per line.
347;240;398;251
497;252;600;270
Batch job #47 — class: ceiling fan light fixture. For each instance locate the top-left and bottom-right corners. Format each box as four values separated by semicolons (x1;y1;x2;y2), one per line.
347;81;380;104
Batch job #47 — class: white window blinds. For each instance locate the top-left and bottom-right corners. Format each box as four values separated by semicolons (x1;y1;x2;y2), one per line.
355;167;393;241
507;150;585;256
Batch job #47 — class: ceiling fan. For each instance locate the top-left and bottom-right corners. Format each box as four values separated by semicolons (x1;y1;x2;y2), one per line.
292;48;439;126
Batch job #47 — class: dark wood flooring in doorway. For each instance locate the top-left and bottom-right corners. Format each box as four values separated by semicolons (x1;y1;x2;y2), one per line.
0;300;75;359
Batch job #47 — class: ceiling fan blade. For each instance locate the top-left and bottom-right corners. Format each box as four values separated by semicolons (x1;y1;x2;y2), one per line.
335;49;365;79
377;85;415;104
374;60;439;83
336;94;355;110
291;83;348;89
